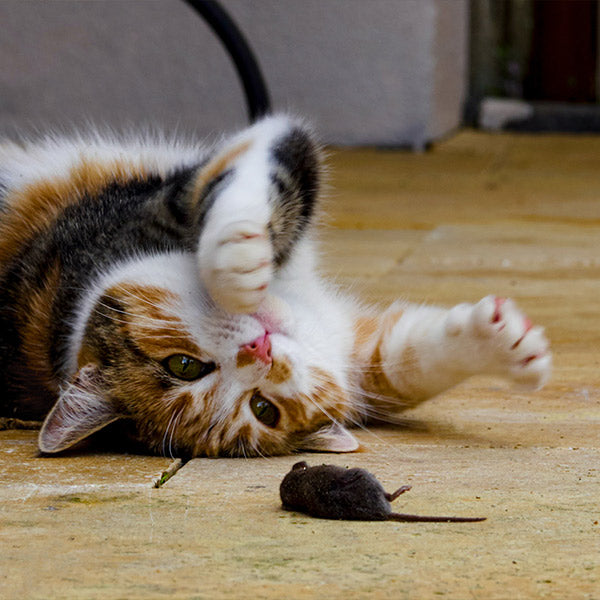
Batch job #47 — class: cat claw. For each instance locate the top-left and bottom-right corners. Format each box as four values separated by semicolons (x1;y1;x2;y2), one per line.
448;295;552;390
478;295;551;389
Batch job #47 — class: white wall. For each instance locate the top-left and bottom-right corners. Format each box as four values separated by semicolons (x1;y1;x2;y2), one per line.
0;0;468;147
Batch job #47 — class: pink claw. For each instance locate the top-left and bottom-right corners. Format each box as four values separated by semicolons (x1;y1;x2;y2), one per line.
492;297;506;324
492;297;506;323
521;355;538;366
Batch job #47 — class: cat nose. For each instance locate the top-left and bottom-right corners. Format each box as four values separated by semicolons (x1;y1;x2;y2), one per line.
240;332;272;366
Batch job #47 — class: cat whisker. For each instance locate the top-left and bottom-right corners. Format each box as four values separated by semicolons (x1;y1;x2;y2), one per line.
237;438;248;459
350;385;411;412
306;374;403;451
110;287;173;311
310;369;411;415
92;308;193;339
92;311;180;338
168;409;183;460
248;437;268;460
161;405;182;458
95;299;179;326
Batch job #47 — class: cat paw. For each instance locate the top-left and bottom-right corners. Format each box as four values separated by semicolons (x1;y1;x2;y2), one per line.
200;221;273;314
446;295;551;389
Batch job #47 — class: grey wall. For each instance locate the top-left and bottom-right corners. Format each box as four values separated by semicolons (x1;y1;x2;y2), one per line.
0;0;468;147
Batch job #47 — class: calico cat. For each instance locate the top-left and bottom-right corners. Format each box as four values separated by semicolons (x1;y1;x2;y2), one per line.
0;115;552;457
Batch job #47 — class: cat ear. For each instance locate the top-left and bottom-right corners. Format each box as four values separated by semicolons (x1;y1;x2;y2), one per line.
298;422;360;453
38;364;121;454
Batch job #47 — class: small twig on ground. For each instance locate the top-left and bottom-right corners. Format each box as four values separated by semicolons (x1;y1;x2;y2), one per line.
154;458;185;488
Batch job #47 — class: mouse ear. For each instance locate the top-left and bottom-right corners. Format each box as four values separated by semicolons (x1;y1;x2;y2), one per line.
297;422;360;453
39;364;122;454
292;461;309;470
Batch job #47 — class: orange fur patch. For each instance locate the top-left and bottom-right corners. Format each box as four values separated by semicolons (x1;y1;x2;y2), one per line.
394;344;427;403
363;340;426;410
189;140;251;209
236;350;256;368
358;306;431;412
228;391;249;424
382;309;405;332
352;314;380;363
266;357;292;384
303;367;351;429
234;423;253;445
362;343;402;403
107;283;202;359
276;395;309;425
20;259;62;394
77;344;98;369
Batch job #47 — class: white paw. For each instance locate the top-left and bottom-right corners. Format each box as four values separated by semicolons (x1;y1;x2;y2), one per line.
200;220;273;314
446;295;551;389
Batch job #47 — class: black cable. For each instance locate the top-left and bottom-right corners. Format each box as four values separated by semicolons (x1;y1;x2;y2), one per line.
183;0;271;121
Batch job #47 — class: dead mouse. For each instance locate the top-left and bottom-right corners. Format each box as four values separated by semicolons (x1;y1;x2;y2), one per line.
280;461;486;523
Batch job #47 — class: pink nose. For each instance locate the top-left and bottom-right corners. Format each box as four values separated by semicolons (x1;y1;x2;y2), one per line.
240;332;272;365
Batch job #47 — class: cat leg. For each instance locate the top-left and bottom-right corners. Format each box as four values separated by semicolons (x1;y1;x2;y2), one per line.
362;296;551;409
193;115;320;314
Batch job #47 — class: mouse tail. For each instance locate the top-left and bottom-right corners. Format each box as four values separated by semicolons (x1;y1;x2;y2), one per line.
389;512;486;523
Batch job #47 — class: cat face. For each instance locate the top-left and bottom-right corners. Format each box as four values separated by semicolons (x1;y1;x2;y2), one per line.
39;256;360;456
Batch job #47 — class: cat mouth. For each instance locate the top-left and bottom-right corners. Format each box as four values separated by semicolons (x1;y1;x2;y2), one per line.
252;294;292;336
253;312;284;335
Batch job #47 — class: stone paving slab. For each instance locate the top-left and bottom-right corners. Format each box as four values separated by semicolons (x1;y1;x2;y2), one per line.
2;132;600;599
1;429;598;599
0;431;170;494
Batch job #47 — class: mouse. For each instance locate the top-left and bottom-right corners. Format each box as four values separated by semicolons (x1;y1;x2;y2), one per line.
280;461;486;523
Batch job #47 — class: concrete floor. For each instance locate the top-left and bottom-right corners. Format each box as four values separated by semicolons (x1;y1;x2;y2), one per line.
1;131;599;599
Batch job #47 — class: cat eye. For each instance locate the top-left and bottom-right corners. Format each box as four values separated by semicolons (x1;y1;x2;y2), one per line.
163;354;216;381
250;393;280;428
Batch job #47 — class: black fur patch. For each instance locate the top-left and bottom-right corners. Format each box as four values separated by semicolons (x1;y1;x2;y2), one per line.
272;127;320;218
269;128;320;266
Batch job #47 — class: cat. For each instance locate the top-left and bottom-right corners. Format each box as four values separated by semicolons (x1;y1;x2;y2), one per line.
0;115;552;457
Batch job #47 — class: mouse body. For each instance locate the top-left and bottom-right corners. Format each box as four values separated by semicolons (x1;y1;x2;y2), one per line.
280;461;486;523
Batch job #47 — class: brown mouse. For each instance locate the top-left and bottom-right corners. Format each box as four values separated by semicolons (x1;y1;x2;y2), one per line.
280;461;486;523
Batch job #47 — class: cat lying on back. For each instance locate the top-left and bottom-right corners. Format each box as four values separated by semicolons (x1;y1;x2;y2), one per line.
0;115;551;457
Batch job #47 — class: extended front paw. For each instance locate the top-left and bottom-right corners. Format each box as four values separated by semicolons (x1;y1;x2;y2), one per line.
200;221;273;314
447;295;552;389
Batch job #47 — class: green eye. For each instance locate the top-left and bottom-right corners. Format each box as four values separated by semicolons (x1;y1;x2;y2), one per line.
163;354;216;381
250;393;280;428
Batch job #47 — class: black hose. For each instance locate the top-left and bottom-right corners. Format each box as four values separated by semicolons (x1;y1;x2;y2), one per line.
183;0;271;121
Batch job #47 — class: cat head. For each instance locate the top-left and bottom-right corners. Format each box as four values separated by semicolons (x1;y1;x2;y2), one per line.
38;256;360;457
